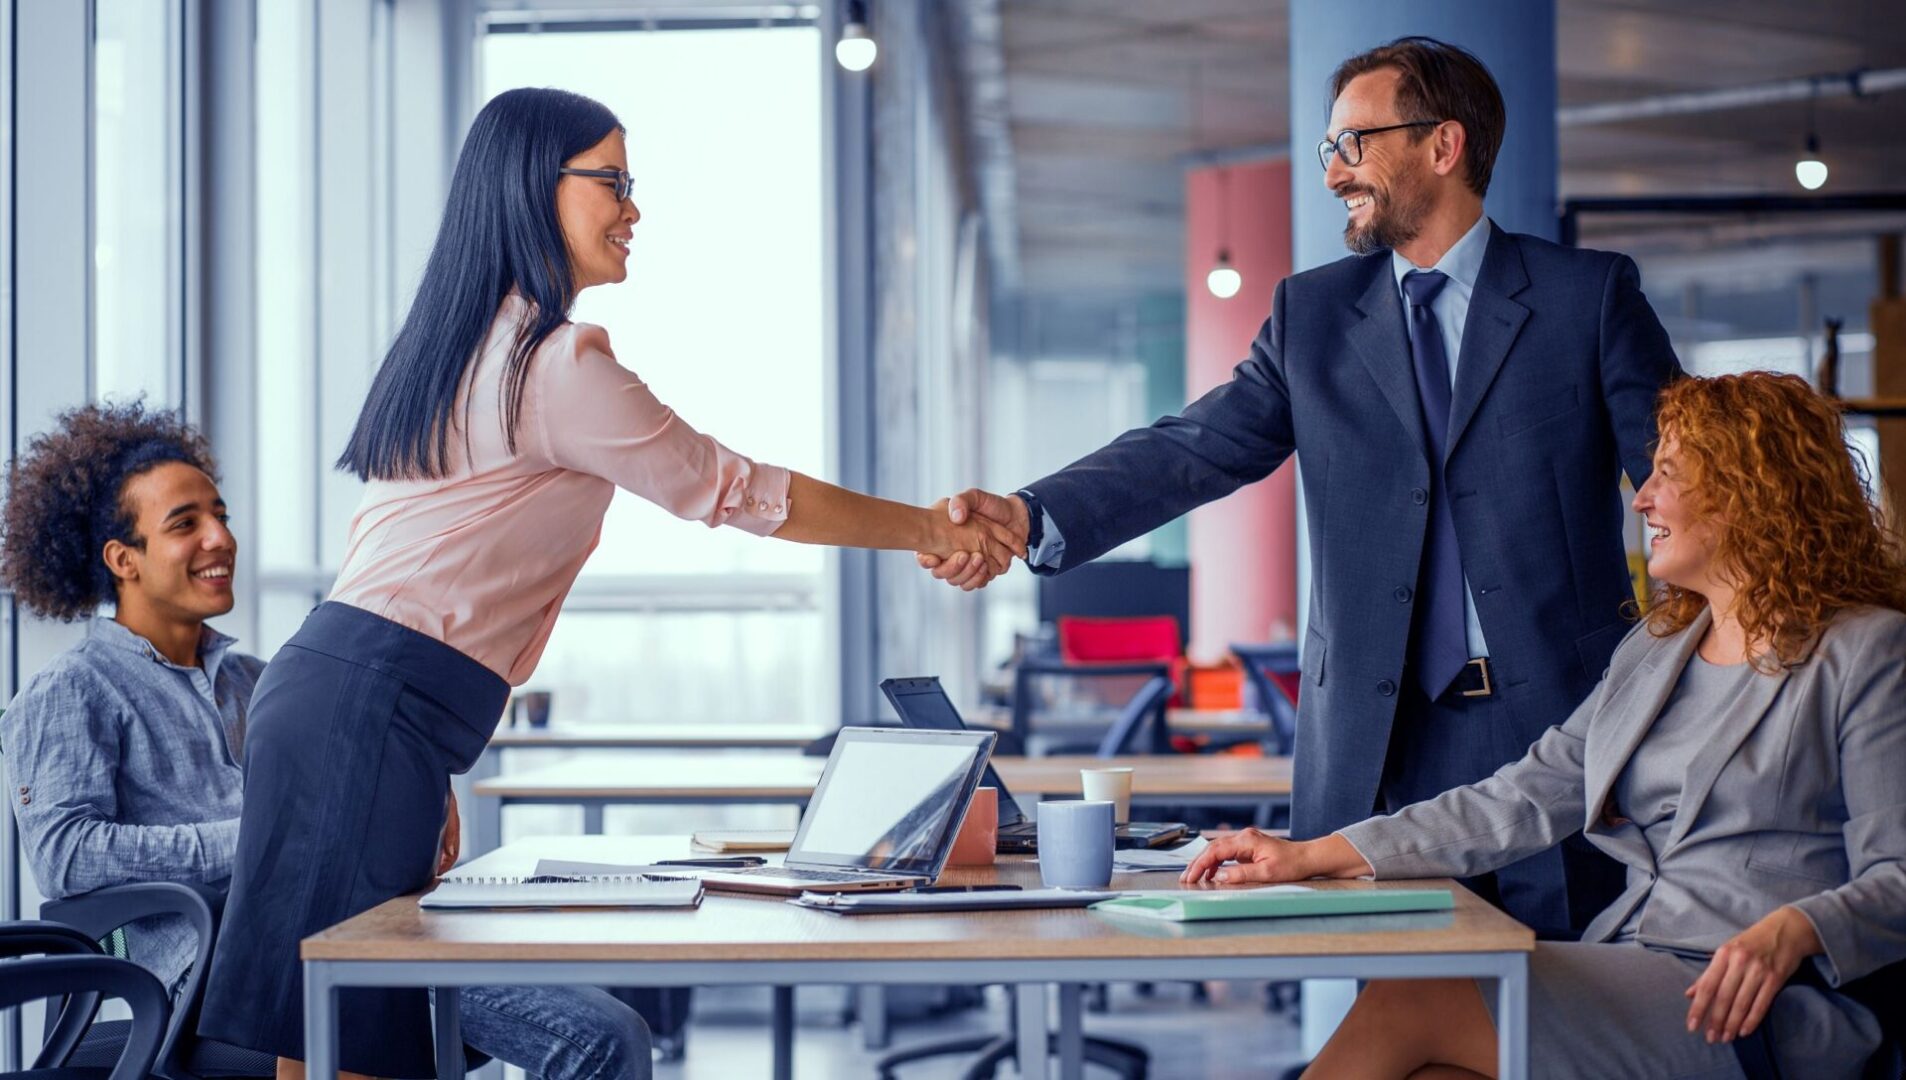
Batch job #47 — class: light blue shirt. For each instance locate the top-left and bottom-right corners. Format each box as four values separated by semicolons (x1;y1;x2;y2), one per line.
1026;215;1493;658
1392;212;1492;658
1;618;262;991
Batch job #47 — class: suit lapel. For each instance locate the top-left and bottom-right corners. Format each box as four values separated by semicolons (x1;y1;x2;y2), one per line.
1347;260;1431;461
1583;610;1708;825
1665;652;1794;849
1444;226;1531;460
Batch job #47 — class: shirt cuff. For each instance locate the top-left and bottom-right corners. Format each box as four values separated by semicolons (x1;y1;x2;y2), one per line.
724;464;792;537
205;817;243;877
1029;508;1066;569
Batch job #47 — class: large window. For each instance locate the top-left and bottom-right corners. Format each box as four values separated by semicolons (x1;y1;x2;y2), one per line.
92;0;187;408
480;21;833;727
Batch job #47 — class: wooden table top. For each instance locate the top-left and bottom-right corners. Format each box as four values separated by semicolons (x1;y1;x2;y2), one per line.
488;723;828;749
473;753;1292;801
303;836;1530;964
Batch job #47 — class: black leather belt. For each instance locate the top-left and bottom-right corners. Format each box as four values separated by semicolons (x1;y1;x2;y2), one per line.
1444;657;1494;700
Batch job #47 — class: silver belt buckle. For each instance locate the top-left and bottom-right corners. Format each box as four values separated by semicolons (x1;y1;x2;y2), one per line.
1461;657;1494;698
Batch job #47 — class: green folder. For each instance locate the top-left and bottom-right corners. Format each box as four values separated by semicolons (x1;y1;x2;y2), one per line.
1091;886;1453;923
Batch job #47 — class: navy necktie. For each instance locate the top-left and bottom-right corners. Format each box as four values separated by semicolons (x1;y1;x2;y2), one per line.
1402;269;1468;700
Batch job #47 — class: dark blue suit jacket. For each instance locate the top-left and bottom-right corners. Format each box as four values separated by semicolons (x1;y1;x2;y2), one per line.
1026;224;1683;839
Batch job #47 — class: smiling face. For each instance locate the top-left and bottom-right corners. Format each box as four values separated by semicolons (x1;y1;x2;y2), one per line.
1632;435;1721;595
1324;68;1441;256
104;461;236;623
556;129;641;291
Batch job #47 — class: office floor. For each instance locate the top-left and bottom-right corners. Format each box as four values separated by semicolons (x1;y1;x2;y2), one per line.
653;982;1306;1079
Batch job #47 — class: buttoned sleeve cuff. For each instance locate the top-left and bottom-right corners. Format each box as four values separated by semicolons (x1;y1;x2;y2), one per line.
720;463;792;538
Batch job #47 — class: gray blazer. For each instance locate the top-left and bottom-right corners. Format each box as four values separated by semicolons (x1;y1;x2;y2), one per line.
1340;605;1906;987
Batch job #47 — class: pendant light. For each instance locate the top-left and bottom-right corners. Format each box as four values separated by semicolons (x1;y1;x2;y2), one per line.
1795;86;1828;191
1206;168;1242;299
836;0;877;72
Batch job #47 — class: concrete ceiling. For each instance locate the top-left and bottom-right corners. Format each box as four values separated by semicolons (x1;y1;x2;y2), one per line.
967;0;1906;296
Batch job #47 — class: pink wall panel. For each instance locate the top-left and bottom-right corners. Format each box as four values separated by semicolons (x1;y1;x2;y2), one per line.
1184;160;1298;661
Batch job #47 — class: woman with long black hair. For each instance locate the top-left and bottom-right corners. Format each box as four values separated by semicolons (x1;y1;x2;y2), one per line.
198;87;1019;1077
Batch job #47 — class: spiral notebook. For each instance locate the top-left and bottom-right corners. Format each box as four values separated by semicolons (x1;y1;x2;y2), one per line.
421;873;705;910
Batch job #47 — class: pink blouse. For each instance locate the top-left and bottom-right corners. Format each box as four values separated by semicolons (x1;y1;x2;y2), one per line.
329;295;791;684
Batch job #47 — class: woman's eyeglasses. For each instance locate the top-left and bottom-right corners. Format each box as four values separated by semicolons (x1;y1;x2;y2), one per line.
558;167;635;202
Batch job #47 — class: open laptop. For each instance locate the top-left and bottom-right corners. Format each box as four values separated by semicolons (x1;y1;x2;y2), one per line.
698;726;997;896
880;677;1189;852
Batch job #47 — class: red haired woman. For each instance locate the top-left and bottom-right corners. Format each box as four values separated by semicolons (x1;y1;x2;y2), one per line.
1184;372;1906;1078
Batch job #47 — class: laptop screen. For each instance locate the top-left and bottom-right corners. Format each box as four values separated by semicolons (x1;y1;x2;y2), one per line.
879;677;1027;827
787;727;997;875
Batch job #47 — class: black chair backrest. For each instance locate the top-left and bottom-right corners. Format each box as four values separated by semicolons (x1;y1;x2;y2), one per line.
1231;643;1300;755
39;880;224;1078
1;920;110;1067
0;955;168;1080
1095;676;1175;757
1037;561;1190;653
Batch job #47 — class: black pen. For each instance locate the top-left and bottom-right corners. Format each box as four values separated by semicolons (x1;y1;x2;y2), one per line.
908;884;1023;894
655;857;768;869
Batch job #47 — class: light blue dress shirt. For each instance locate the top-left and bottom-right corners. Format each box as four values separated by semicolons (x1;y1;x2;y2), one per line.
1391;213;1492;658
1;618;261;991
1027;215;1492;658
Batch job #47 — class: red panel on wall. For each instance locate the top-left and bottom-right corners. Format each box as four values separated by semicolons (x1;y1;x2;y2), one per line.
1184;160;1298;661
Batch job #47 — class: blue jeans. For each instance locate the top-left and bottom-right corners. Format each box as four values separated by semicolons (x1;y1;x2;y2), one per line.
431;985;652;1080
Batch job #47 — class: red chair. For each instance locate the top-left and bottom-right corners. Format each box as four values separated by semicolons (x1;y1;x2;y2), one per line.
1057;615;1188;706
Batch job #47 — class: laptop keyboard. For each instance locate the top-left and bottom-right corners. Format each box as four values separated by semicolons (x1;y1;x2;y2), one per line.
720;866;884;884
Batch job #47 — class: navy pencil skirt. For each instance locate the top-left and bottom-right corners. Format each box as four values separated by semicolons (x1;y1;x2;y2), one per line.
198;602;508;1076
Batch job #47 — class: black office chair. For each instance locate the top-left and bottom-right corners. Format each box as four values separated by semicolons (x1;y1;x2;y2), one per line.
1733;960;1905;1080
1;920;170;1080
37;882;275;1080
1229;642;1300;757
1012;660;1172;757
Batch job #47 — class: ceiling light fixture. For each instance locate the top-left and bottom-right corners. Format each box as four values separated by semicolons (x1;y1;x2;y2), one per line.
1207;167;1242;299
1795;85;1828;191
836;0;877;72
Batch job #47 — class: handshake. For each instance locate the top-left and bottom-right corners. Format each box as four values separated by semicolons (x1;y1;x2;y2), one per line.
916;488;1031;592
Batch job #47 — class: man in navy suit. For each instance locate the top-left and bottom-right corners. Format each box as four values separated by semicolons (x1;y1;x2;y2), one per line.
924;37;1682;938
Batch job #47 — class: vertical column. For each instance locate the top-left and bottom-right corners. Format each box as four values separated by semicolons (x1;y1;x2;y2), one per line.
1184;161;1296;661
1286;0;1557;1056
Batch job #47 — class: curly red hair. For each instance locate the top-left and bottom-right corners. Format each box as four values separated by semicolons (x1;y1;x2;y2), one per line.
1645;372;1906;668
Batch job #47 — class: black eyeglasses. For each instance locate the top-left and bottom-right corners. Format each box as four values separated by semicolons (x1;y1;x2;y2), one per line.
558;167;635;202
1316;121;1444;171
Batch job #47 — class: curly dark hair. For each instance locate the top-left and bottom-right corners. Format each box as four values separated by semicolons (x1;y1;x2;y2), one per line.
1645;372;1906;669
1;401;219;621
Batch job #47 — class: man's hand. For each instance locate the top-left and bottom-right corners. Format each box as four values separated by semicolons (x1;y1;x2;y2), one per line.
1684;906;1821;1044
916;489;1030;590
436;789;461;877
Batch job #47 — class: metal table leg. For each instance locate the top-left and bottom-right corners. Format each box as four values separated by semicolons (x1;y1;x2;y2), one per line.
434;986;464;1080
304;962;338;1080
772;985;794;1080
1056;984;1083;1080
1014;983;1048;1079
858;985;890;1048
581;801;605;835
1497;954;1529;1080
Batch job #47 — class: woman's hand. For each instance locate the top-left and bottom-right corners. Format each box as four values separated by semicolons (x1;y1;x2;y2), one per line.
436;789;461;877
1178;829;1372;885
1684;906;1821;1044
918;499;1025;591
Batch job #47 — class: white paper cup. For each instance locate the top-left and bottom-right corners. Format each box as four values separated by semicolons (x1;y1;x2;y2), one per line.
1080;766;1134;824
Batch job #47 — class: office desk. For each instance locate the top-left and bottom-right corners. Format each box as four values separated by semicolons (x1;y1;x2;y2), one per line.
967;705;1272;738
472;752;1293;839
302;835;1531;1080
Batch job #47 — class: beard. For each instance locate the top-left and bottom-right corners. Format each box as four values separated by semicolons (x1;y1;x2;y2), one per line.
1341;163;1435;255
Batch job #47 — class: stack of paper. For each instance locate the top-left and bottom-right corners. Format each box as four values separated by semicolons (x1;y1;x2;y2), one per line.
422;873;704;910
